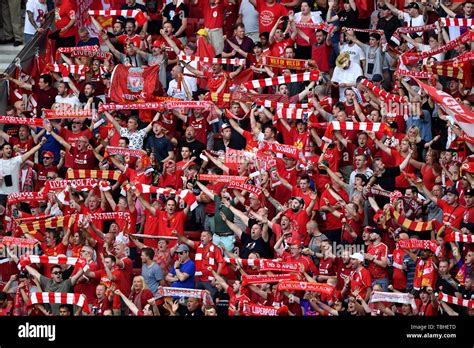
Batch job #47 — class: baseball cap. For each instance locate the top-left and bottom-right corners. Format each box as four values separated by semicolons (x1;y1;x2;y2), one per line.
221;123;231;131
405;2;420;10
153;38;164;48
42;151;54;158
176;244;189;253
446;187;460;196
464;188;474;197
372;74;383;82
350;252;364;262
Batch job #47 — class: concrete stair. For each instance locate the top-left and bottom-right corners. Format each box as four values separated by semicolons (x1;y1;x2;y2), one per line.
0;45;24;72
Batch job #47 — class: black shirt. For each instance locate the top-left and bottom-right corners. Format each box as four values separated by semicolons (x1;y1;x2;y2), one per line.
374;166;400;206
240;233;271;259
162;3;189;38
178;138;206;165
377;16;402;45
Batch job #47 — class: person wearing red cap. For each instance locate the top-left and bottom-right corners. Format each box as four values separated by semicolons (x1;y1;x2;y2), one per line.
32;150;64;191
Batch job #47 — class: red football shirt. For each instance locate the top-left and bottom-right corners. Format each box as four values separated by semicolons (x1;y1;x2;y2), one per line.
55;0;77;38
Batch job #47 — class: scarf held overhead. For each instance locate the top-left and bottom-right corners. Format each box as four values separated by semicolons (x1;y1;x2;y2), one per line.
28;292;90;313
242;70;320;90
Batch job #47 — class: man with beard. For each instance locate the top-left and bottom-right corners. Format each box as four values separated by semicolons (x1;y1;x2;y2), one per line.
403;246;437;292
174;230;224;298
177;126;206;166
68;82;103;110
0;125;35;157
364;230;389;291
284;193;318;244
311;30;333;74
341;252;372;301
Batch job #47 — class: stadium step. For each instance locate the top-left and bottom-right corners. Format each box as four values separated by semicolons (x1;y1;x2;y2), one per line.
0;45;24;72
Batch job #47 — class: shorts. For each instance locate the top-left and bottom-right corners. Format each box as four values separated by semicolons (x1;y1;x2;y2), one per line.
212;234;235;252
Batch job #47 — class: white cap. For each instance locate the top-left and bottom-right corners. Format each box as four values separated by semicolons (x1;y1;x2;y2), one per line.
350;252;364;262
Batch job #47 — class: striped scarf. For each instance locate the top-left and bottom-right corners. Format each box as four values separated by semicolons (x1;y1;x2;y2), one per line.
444;232;474;243
396;239;438;253
390;207;434;232
66;169;122;181
45;64;88;80
319;121;392;143
242;71;320;90
413;258;436;291
275;108;313;120
401;30;474;65
390;23;438;46
194;243;216;277
196;174;248;184
19;254;87;270
439;18;474;27
28;292;90;313
178;54;245;66
360;79;407;103
88;10;147;26
132;183;198;210
0;236;37;248
16;214;76;235
43;179;98;193
342;27;387;47
438;292;474;309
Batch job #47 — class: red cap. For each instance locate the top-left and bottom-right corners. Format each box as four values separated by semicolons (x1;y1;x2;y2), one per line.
373;211;383;224
42;151;54;159
153;38;164;48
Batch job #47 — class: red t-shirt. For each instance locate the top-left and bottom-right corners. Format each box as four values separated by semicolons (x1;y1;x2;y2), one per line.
157;210;187;247
33;163;59;191
255;0;288;33
60;128;93;168
117;34;141;51
202;0;227;29
116;257;134;297
40;242;68;277
334;257;352;291
311;42;332;73
319;188;348;231
437;200;466;231
192;241;225;281
243;130;258;152
350;267;372;299
285;209;310;244
72;262;99;304
187;114;208;145
367;242;389;280
10;137;35;157
270;38;294;57
55;0;77;38
70;146;96;169
319;257;336;276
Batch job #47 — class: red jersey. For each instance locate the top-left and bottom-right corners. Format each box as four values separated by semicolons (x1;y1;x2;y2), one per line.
157;210;187;247
70;146;95;169
116;257;133;297
187;114;208;145
40;242;68;277
391;247;407;290
285;209;310;244
192;241;225;282
270;38;294;57
334;258;352;291
367;242;389;280
350;267;372;299
243;130;258;152
319;257;336;276
33;163;59;191
255;0;288;33
55;0;77;38
319;188;348;231
72;262;99;303
437;200;466;231
204;71;231;94
202;0;227;29
117;34;141;51
10;137;35;157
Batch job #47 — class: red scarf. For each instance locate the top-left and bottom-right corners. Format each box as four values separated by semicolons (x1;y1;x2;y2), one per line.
413;258;436;291
194;243;216;277
277;281;334;296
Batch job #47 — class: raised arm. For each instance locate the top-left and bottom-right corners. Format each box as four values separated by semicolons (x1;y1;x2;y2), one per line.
21;137;46;163
220;211;243;239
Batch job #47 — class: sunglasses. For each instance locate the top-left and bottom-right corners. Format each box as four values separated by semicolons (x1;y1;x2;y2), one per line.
43;156;52;159
52;271;63;275
177;251;186;255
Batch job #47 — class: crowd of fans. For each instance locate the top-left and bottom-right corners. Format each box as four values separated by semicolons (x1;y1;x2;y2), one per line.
0;0;473;317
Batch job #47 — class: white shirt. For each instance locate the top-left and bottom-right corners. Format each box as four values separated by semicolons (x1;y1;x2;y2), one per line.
167;75;196;100
24;0;48;35
340;43;366;68
0;156;22;195
239;0;259;34
402;13;425;34
55;94;81;108
331;62;363;101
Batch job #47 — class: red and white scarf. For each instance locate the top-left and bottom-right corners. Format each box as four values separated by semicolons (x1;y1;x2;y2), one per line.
194;243;216;277
444;232;474;243
197;174;248;184
390;23;438;46
439;18;474;27
241;273;298;286
227;182;262;198
259;141;301;160
370;291;416;309
342;27;387;46
28;292;90;313
132;183;198;210
240;302;279;316
87;212;131;222
99;101;165;113
275;108;312;120
413;258;436;291
66;169;122;181
43;109;94;119
156;286;213;305
242;70;320;90
0;116;43;126
0;236;37;248
360;79;407;103
88;10;147;26
396;69;433;79
43;179;98;193
7;192;47;205
396;239;438;253
277;281;334;296
163;100;211;110
178;54;245;66
19;254;87;270
46;64;88;80
438;292;474;309
401;30;474;65
224;257;300;273
105;146;146;158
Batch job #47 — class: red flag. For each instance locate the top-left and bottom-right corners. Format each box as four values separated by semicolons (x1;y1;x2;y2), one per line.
414;79;474;137
110;64;162;103
196;36;215;90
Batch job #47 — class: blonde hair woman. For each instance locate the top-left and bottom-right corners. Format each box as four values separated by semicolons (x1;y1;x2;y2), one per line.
127;275;154;315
